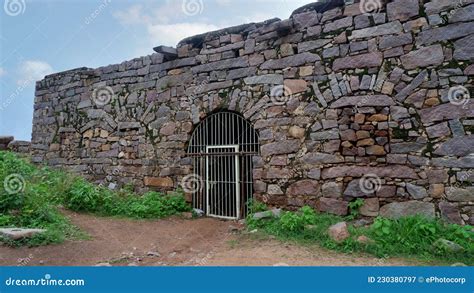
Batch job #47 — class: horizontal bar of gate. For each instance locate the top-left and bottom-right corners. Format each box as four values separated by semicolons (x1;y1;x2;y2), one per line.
187;151;258;157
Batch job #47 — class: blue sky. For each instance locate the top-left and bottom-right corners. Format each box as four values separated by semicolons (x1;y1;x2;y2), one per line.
0;0;312;140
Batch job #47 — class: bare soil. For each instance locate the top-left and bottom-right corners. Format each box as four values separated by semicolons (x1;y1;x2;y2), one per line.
0;211;423;266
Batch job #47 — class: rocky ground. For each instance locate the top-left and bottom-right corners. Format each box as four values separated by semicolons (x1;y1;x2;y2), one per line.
0;211;423;266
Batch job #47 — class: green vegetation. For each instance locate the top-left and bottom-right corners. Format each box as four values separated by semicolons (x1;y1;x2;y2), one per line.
247;204;474;265
0;151;190;246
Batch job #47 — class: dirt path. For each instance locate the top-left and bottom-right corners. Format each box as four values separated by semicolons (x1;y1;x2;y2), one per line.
0;211;422;266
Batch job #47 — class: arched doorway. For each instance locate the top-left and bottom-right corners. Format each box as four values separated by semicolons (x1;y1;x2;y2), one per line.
187;111;260;219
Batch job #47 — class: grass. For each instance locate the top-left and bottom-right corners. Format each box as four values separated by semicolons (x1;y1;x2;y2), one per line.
247;204;474;265
0;151;190;247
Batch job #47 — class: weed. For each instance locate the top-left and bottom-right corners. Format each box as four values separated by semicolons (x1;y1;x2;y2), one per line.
0;151;190;247
247;205;474;265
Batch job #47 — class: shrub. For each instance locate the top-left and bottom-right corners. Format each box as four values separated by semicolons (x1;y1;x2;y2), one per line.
248;205;474;265
0;151;190;247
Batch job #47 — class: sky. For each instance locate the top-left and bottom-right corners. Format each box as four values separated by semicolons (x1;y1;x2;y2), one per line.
0;0;313;141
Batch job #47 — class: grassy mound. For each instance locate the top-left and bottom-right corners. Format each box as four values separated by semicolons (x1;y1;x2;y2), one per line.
247;204;474;265
0;151;190;246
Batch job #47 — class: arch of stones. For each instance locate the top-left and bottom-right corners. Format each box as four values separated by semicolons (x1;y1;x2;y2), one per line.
31;0;473;223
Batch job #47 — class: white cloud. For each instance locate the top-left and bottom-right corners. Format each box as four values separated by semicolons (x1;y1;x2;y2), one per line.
113;2;220;47
113;5;149;26
148;22;219;47
17;60;53;85
215;0;232;6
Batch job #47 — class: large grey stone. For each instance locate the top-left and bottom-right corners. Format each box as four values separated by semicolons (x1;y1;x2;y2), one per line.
390;142;425;154
416;22;474;45
439;201;463;225
244;74;283;85
453;34;474;61
301;153;344;164
418;102;474;124
297;39;332;53
317;198;348;216
432;156;474;168
425;0;474;15
321;166;418;179
433;135;474;157
406;183;428;199
330;95;394;108
426;122;451;138
0;228;46;240
323;16;352;33
261;139;301;157
192;56;249;73
322;182;343;198
260;52;321;70
292;10;319;29
400;45;444;70
327;221;350;242
350;21;403;40
395;70;428;102
445;187;474;201
344;179;375;197
310;129;340;140
333;52;383;71
0;136;14;144
380;201;435;219
449;4;474;23
387;0;419;22
432;238;465;253
379;33;413;50
360;198;380;217
287;180;320;196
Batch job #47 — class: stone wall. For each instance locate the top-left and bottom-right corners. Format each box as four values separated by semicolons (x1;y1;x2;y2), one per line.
0;136;31;153
31;0;473;223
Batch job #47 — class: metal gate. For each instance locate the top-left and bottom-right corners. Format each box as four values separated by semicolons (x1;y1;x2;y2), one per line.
187;111;259;220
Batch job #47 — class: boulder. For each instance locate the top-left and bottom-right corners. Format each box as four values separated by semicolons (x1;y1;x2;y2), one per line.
379;201;435;219
433;238;464;253
387;0;419;22
433;135;474;157
445;187;474;202
328;222;350;242
253;209;282;220
439;201;463;225
406;183;428;199
360;198;379;217
333;52;383;71
416;22;474;45
261;139;301;157
453;34;474;61
400;45;444;70
0;228;46;240
316;198;348;216
321;182;343;198
287;180;320;196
